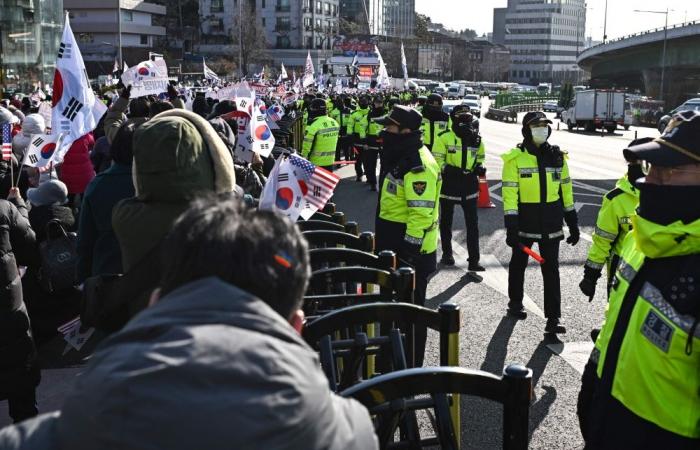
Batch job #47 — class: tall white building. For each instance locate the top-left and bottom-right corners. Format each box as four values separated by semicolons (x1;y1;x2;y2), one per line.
200;0;339;51
497;0;585;84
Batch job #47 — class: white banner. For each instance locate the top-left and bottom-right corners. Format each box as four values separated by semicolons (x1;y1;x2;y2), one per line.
121;59;170;98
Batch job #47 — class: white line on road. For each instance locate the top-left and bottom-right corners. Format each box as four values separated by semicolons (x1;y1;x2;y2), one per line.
546;341;594;375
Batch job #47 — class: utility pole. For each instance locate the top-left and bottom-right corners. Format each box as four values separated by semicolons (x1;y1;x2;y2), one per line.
117;2;124;69
602;0;608;43
238;0;243;77
634;8;671;102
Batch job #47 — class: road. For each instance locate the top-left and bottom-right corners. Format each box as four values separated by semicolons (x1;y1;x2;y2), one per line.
0;106;661;448
330;108;659;450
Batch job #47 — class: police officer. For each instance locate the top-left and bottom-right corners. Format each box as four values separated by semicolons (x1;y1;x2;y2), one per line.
415;95;427;113
347;95;370;181
420;94;450;151
301;98;339;170
330;95;353;164
432;105;485;270
361;95;386;191
501;111;579;333
578;139;651;300
577;110;700;449
375;105;441;366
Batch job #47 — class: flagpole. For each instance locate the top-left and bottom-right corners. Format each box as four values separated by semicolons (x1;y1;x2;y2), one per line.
117;4;123;69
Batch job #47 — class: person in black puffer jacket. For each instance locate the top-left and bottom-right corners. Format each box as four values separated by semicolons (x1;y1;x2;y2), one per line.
0;187;39;424
22;179;80;343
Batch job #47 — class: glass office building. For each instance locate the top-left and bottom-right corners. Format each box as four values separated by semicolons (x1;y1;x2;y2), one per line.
1;0;64;95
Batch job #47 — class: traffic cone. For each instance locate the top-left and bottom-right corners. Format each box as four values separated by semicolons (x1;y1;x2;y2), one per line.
477;175;496;208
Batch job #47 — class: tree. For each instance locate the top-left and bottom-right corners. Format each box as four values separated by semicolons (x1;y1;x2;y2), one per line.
559;83;574;109
458;29;477;40
230;3;269;76
339;18;364;36
414;13;431;43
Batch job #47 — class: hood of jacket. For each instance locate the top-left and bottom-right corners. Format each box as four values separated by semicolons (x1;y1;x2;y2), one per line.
54;277;375;450
131;108;235;202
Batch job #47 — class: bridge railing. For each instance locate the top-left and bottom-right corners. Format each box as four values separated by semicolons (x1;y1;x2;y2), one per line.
582;20;699;54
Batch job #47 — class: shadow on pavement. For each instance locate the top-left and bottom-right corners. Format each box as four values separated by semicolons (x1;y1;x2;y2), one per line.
426;272;481;309
479;316;518;375
527;336;560;443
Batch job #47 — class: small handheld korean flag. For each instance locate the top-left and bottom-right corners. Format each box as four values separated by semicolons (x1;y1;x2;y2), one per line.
24;133;64;168
51;13;107;161
259;156;305;221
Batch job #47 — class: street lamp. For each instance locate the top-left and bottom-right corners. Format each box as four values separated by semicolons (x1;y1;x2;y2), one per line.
633;8;670;102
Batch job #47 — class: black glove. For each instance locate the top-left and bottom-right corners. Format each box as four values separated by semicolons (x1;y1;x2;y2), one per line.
564;210;580;246
120;84;132;99
399;239;421;267
474;164;487;177
579;266;602;301
567;228;580;246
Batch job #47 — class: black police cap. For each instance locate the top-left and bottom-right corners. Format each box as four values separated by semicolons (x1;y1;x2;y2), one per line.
522;111;552;127
375;105;423;131
624;110;700;166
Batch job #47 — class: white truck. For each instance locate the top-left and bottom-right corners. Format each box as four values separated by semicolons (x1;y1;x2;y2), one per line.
561;90;626;133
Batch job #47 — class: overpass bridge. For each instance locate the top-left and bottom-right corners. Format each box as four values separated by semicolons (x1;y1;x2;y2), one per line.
577;22;700;108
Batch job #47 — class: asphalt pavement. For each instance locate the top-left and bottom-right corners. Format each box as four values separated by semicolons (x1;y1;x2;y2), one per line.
330;105;660;449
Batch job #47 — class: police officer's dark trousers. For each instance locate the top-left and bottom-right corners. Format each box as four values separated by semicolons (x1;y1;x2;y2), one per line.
508;238;561;318
439;196;479;263
353;135;364;179
410;251;436;367
363;137;380;188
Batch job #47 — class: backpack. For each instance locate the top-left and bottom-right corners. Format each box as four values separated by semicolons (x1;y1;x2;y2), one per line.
37;220;78;293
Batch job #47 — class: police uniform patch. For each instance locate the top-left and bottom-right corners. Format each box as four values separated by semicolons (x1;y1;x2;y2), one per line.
387;182;397;195
412;181;427;196
641;310;673;353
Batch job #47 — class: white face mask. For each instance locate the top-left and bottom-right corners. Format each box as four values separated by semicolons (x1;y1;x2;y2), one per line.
531;127;549;145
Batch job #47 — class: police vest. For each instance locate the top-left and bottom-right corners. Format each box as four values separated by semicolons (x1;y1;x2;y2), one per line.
501;144;575;240
593;216;700;439
585;176;639;273
347;108;369;138
432;130;485;200
379;146;442;254
302;116;340;167
421;117;449;148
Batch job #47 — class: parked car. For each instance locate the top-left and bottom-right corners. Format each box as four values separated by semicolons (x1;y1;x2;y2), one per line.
657;98;700;132
543;101;559;113
461;100;481;118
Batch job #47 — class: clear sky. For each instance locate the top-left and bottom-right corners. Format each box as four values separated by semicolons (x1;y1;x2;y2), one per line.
415;0;700;42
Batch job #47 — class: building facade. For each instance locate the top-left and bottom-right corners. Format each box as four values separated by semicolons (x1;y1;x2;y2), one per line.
497;0;585;85
63;0;166;76
200;0;339;51
0;0;64;93
339;0;414;38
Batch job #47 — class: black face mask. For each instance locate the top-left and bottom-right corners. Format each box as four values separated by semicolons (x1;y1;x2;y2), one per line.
379;130;422;167
359;101;368;109
627;163;645;186
637;181;700;225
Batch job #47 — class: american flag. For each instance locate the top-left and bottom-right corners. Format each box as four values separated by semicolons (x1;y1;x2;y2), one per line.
289;154;340;209
1;123;12;161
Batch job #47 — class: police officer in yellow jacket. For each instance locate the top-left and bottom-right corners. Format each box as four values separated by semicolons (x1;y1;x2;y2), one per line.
302;99;340;170
579;140;651;300
360;95;386;191
347;96;370;181
577;110;700;449
375;105;441;366
420;94;450;151
330;96;353;164
432;105;486;270
501;111;579;333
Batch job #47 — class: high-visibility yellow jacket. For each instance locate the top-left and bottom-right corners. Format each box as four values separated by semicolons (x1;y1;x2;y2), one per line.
592;215;700;439
378;146;442;253
432;129;485;200
585;175;639;274
501;142;575;240
347;108;369;138
302;115;340;167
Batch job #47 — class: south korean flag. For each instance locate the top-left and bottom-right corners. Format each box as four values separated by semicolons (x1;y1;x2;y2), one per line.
51;13;107;162
24;133;64;168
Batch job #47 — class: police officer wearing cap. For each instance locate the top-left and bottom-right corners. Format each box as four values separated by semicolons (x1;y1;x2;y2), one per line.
301;98;339;171
420;94;450;151
577;110;700;449
360;95;386;191
501;111;579;334
432;104;486;270
375;105;441;366
347;96;370;181
579;139;651;302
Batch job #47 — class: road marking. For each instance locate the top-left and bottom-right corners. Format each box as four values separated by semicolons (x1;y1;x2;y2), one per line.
448;242;545;319
546;341;594;375
572;180;610;194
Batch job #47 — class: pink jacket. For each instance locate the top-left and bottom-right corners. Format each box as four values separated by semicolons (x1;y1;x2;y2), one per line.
60;133;96;194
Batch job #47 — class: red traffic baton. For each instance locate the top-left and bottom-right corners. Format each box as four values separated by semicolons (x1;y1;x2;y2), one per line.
519;244;545;264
